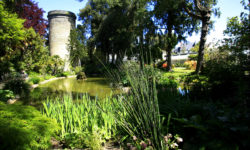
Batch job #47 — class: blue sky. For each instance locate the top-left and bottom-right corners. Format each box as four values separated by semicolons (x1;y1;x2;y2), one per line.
35;0;246;43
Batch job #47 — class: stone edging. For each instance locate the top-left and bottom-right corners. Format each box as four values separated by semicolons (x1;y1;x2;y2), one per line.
31;75;76;89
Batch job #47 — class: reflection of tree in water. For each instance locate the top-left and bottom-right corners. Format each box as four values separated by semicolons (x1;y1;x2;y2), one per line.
27;77;117;106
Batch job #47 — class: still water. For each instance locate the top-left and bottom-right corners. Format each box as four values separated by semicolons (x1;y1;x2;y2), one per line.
28;77;115;104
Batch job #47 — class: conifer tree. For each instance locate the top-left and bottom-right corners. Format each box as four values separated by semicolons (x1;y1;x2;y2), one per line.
182;0;219;74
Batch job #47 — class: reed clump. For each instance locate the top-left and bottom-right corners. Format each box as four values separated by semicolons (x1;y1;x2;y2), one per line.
42;95;121;149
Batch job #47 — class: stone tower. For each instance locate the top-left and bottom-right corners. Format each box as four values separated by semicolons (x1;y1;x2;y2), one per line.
48;10;76;71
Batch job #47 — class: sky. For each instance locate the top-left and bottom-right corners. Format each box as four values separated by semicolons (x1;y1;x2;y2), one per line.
36;0;246;43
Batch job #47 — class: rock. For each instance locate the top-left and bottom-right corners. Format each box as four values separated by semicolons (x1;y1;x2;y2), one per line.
122;87;131;93
76;72;87;80
7;99;17;104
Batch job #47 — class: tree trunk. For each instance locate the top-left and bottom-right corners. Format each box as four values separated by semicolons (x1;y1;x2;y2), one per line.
111;51;115;64
166;27;173;71
195;14;210;74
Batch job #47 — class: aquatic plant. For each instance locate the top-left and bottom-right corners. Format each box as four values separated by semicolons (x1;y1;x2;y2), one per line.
42;95;120;149
108;62;167;149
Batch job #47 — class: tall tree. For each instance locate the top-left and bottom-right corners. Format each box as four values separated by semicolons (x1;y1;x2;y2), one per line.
79;0;109;62
68;27;88;67
182;0;219;74
0;1;26;78
153;0;199;71
0;1;26;63
220;0;250;69
79;0;149;64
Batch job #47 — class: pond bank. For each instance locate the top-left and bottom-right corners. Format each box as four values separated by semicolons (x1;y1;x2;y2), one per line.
1;75;77;104
31;75;76;89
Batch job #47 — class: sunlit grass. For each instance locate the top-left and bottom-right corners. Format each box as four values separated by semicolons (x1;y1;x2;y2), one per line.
163;67;194;80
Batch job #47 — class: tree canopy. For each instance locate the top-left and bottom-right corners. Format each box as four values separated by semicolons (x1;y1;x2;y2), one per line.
2;0;47;36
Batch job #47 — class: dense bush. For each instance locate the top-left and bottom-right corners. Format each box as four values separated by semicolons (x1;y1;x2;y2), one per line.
0;90;15;102
184;60;197;70
55;71;71;77
174;62;186;67
76;72;87;80
156;60;175;70
188;54;197;60
44;74;55;80
71;66;84;74
0;101;60;150
84;62;106;76
3;79;31;97
170;100;250;150
28;76;41;84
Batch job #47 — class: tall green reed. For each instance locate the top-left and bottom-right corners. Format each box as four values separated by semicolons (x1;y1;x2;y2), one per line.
108;62;166;149
42;94;120;148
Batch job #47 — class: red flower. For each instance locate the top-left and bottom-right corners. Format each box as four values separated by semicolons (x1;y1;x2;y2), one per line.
162;63;167;68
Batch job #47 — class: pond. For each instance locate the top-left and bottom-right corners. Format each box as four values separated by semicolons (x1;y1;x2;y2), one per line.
27;77;116;105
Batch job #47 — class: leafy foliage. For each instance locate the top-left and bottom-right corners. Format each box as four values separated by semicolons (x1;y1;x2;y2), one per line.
68;28;88;67
153;0;199;71
0;1;26;65
0;101;60;150
0;2;51;78
3;79;31;97
2;0;47;36
42;95;119;149
0;90;15;102
182;0;219;74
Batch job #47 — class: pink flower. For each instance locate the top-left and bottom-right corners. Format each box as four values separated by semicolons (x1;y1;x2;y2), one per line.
140;141;147;149
133;136;137;141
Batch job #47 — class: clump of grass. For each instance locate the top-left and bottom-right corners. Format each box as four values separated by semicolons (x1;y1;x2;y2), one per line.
42;95;120;149
109;62;166;149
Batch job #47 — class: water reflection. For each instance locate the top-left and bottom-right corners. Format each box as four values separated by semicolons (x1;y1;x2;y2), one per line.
27;77;116;104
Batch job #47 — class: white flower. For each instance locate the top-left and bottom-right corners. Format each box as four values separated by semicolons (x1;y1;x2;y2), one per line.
176;137;183;143
170;143;178;149
164;136;169;142
167;133;172;138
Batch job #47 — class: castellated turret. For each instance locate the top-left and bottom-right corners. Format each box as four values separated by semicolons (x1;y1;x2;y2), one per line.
48;10;76;71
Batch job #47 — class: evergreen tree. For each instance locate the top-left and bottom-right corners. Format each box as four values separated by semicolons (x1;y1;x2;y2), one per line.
68;28;88;67
182;0;219;74
153;0;199;71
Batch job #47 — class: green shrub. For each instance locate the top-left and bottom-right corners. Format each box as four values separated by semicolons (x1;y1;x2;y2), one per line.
76;72;87;80
188;54;197;60
0;101;60;150
0;90;15;102
158;75;179;88
28;72;39;76
55;71;71;77
175;62;186;67
171;101;250;149
3;79;31;97
28;76;40;84
72;66;84;74
44;74;55;80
